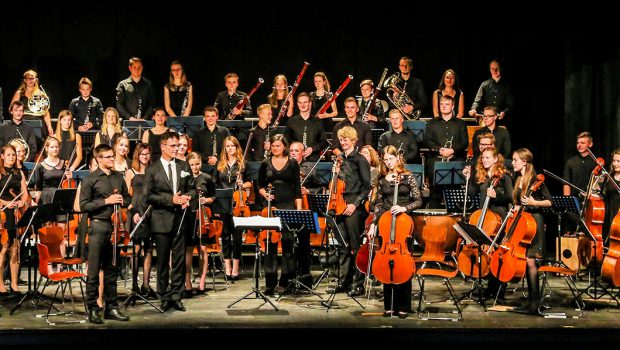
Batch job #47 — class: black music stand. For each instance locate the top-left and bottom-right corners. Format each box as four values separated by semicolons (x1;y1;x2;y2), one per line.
245;161;262;182
454;221;493;309
371;128;385;148
51;189;78;260
11;204;59;315
434;161;466;186
313;162;333;186
403;120;426;143
272;210;322;300
444;189;479;214
405;163;424;190
549;196;581;269
307;194;340;289
167;116;204;137
122;120;154;141
228;216;281;310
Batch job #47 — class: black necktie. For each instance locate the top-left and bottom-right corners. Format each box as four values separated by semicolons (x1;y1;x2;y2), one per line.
167;163;173;184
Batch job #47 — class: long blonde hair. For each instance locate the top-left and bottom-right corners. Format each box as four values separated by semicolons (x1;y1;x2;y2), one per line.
18;70;42;96
216;136;244;173
102;107;123;134
55;110;76;141
475;147;506;184
267;75;289;109
512;148;535;201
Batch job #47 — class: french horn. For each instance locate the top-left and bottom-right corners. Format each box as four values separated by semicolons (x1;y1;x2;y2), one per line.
27;85;50;117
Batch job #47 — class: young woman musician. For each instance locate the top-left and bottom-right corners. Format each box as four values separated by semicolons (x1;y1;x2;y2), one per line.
94;107;125;148
141;108;169;162
432;69;465;118
0;145;29;295
267;75;294;126
310;72;338;130
215;136;252;281
177;134;189;163
55;110;83;171
366;145;422;317
126;143;156;298
11;69;54;136
360;145;381;211
113;135;131;187
188;152;216;294
9;139;29;184
258;134;302;295
164;61;193;117
511;148;552;314
603;148;620;241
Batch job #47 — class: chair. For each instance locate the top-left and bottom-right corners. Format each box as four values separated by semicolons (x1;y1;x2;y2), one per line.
36;243;87;325
38;225;84;270
537;264;584;317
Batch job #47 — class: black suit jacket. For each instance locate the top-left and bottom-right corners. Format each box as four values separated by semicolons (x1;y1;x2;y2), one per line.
143;159;196;234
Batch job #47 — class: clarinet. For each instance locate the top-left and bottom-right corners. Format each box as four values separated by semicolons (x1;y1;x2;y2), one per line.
302;125;307;148
180;85;189;116
212;134;217;160
137;97;142;119
263;126;271;159
85;100;92;125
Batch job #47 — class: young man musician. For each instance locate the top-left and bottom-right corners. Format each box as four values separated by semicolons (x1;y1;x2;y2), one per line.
378;109;419;163
79;144;131;324
249;104;273;161
115;57;156;120
563;131;597;197
0;101;37;162
143;130;195;312
214;73;252;120
332;97;372;156
389;56;427;116
284;92;326;162
469;60;514;121
471;106;512;159
192;106;230;175
68;77;104;131
356;79;385;129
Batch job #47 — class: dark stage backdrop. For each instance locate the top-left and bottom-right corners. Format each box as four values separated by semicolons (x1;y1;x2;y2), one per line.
0;4;617;193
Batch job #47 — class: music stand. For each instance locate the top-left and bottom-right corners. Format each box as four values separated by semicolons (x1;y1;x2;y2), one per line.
307;194;340;288
550;196;581;269
167;116;204;137
228;216;281;310
78;130;98;167
454;221;493;309
444;189;479;214
23;119;43;139
51;189;78;262
434;161;466;186
11;204;60;315
272;210;322;300
403;120;426;143
405;164;424;190
371;128;385;148
122;120;154;141
313;162;333;186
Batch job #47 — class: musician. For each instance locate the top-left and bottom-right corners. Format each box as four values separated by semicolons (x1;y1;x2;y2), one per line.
113;136;131;188
471;106;512;159
378;109;419;163
68;77;104;131
469;60;514;120
366;145;422;317
164;61;193;117
11;70;54;136
177;134;189;163
357;79;385;129
55;110;83;171
360;145;381;188
126;143;156;299
267;75;294;127
187;152;215;294
94;107;125;148
116;57;156;120
215;136;252;280
563;132;597;197
248;104;272;161
79;144;131;323
141;108;170;162
464;147;513;219
0;101;37;162
143;130;195;312
329;126;371;295
432;69;465;118
602;148;620;241
290;142;322;194
9;139;29;183
469;132;497;165
424;95;469;208
511;148;552;314
285;93;326;162
214;73;252;120
0;145;29;296
258;134;302;295
310;72;338;130
192;106;230;175
331;97;372;156
389;57;427;115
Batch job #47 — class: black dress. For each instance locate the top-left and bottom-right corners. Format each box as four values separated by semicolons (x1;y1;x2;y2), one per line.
0;167;23;241
59;130;76;163
310;90;335;131
215;161;247;259
146;128;168;162
129;170;150;243
166;82;192;116
34;160;66;222
98;130;122;147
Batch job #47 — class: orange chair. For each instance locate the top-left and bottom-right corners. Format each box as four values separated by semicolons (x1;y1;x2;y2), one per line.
36;243;87;325
537;264;584;317
38;226;83;269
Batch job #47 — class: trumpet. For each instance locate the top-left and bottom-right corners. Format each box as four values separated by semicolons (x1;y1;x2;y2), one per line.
27;85;50;117
383;73;420;120
440;136;454;162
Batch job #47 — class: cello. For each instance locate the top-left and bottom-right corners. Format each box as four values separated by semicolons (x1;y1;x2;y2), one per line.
581;159;606;265
601;209;620;286
372;173;415;285
489;174;545;283
258;184;281;253
458;172;503;278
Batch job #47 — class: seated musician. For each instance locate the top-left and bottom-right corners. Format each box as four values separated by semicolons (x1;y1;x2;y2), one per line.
267;75;294;127
367;145;422;317
214;73;252;120
248;104;272;161
115;57;156;120
378;109;419;164
603;148;620;242
471;106;512;159
356;79;385;129
68;77;104;131
0;101;37;162
56;110;83;171
331;97;372;157
192;106;230;176
284;93;326;162
432;69;465;118
423;95;468;208
164;61;193;117
310;72;338;131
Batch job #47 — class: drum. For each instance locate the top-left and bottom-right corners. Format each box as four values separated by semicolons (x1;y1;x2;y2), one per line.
412;209;460;252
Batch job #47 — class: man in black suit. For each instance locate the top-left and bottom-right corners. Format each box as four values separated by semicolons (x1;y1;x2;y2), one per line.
143;130;195;312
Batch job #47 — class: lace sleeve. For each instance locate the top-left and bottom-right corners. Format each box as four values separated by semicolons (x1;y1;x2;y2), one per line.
405;174;422;212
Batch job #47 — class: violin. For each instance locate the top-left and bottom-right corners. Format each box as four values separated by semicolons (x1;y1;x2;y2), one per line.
602;209;620;286
372;173;415;285
233;133;253;217
458;172;503;278
258;184;281;253
326;156;347;215
111;189;128;265
197;188;222;239
489;174;544;282
581;159;606;265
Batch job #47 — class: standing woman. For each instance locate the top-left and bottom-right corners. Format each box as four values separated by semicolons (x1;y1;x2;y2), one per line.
141;108;169;162
257;134;302;295
0;145;29;295
432;69;465;118
164;61;193;117
55;110;83;171
366;145;422;317
11;70;54;136
215;136;252;281
603;148;620;241
9;140;29;185
310;72;338;130
32;137;65;207
511;148;552;314
267;75;294;126
94;107;125;148
113;135;131;189
360;145;381;211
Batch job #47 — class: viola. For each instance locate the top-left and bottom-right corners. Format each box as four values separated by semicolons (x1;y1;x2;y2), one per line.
0;210;7;246
489;174;544;282
372;173;415;285
601;209;620;286
258;184;281;253
326;157;347;215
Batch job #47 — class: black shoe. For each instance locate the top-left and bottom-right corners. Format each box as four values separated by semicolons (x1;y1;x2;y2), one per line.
172;300;186;311
231;275;240;281
512;302;539;315
183;289;193;299
327;285;349;294
196;288;207;295
383;310;394;317
104;308;129;321
88;310;104;324
397;311;409;319
264;288;275;296
18;279;27;286
161;300;172;311
348;287;365;297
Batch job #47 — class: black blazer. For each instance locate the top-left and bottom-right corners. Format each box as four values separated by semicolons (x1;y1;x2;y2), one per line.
143;159;196;234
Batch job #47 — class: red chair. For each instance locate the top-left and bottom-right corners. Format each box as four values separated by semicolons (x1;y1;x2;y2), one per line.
36;243;87;325
38;226;83;270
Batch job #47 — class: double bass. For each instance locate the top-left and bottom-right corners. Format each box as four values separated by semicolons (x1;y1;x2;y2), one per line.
581;159;606;265
602;209;620;286
489;174;545;282
372;173;415;285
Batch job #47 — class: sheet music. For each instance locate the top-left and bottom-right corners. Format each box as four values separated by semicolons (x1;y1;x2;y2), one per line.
233;216;281;230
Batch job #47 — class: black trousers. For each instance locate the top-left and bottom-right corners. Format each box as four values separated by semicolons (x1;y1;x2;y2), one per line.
221;214;242;259
334;209;364;289
383;279;412;312
263;231;295;289
86;220;119;311
296;230;312;286
153;226;186;302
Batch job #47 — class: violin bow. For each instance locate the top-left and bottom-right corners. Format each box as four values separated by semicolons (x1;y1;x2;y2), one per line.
129;205;152;239
300;145;331;186
0;174;13;210
587;148;620;194
26;136;52;186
